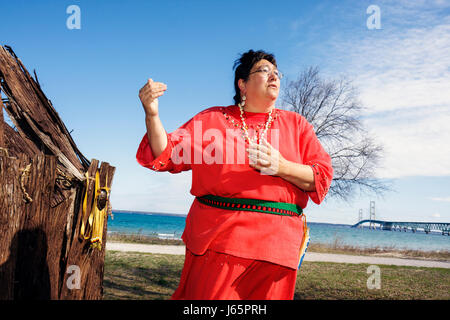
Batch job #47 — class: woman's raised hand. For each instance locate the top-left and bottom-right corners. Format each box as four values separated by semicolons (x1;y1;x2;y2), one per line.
139;78;167;117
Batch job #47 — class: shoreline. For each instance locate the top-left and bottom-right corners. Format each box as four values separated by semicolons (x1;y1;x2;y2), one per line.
106;241;450;269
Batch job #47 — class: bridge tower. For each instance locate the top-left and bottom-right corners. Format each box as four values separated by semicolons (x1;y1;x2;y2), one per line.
358;209;363;228
369;201;375;229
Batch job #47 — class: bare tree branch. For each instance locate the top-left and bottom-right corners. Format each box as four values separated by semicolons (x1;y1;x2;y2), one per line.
281;66;390;202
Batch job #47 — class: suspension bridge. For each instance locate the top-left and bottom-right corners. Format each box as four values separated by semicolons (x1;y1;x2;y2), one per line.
353;201;450;235
351;219;450;235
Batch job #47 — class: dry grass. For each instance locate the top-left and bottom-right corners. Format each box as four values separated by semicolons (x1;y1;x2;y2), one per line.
307;242;450;261
103;251;184;300
108;232;184;246
295;261;450;300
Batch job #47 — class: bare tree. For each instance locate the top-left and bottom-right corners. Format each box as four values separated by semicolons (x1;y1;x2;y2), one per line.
282;66;389;201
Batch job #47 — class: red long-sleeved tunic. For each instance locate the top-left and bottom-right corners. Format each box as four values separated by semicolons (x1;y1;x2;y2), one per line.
136;105;333;269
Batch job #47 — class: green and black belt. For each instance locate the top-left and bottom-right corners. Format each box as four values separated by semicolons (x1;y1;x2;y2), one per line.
196;194;303;217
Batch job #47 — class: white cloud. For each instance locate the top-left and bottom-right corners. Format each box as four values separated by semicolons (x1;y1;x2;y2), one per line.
430;197;450;202
364;104;450;178
353;23;450;115
432;213;441;217
320;3;450;178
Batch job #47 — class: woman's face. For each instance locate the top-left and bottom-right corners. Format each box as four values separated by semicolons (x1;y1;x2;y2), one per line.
239;59;280;105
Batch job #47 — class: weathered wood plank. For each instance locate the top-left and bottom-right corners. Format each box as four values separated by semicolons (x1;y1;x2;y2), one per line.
0;153;115;299
1;119;41;159
0;46;89;177
0;155;23;298
0;96;4;148
0;46;115;300
59;160;116;300
0;153;59;299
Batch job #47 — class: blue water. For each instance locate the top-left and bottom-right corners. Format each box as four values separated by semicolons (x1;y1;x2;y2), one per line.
108;211;450;252
108;211;186;239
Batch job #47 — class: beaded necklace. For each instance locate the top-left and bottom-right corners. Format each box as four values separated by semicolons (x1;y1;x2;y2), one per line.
221;102;278;143
238;104;274;144
237;95;275;143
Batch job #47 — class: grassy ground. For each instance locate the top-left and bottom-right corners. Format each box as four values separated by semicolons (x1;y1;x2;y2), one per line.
107;233;450;261
103;251;450;300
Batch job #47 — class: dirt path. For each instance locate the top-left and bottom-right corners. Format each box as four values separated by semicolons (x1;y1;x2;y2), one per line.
106;242;450;269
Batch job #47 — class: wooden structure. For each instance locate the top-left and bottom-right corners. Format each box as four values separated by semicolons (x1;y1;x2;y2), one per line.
0;45;115;299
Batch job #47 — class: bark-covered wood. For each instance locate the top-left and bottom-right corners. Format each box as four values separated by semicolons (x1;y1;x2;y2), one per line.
0;104;41;163
60;161;115;299
0;45;115;299
0;45;89;181
0;98;4;148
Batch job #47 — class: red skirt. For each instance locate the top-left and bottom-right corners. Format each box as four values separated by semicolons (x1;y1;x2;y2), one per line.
171;248;297;300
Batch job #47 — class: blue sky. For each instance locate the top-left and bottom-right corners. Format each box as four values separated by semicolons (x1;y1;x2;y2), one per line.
1;0;449;225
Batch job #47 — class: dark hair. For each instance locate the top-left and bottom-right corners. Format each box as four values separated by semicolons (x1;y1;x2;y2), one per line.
232;49;277;105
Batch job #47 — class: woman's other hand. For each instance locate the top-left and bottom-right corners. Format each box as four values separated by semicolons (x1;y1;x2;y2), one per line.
139;78;167;117
247;139;316;191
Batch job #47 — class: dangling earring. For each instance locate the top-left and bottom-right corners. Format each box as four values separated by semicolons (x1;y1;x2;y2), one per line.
239;95;246;108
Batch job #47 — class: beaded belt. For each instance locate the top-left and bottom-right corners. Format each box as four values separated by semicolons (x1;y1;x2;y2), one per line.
196;194;303;217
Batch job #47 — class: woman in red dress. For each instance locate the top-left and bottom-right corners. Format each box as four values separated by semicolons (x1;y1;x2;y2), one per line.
136;50;333;300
